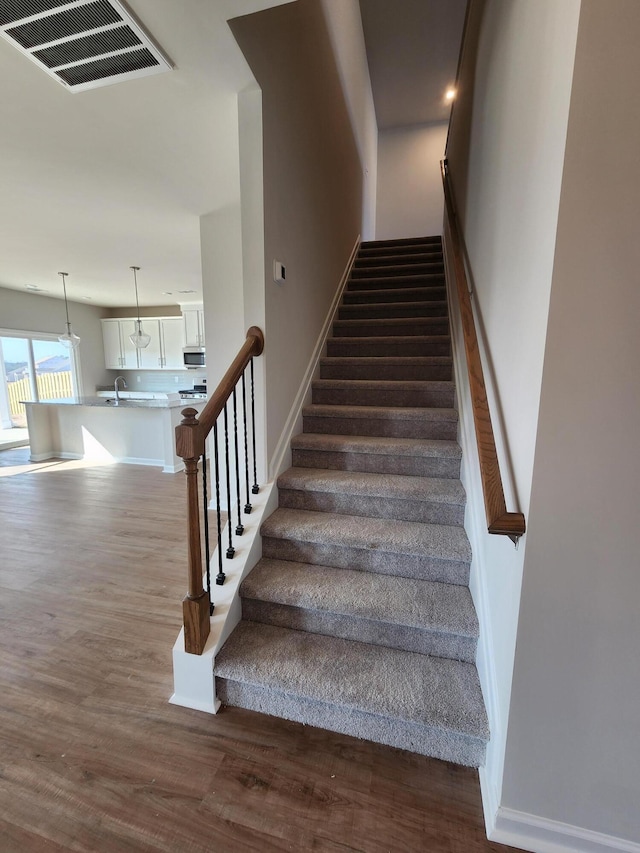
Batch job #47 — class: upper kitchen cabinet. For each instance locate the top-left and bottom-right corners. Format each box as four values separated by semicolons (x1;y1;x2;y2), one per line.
101;317;185;370
159;318;185;369
183;306;205;348
102;319;138;370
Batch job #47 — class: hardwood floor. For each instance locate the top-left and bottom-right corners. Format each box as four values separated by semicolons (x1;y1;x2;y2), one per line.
0;448;519;852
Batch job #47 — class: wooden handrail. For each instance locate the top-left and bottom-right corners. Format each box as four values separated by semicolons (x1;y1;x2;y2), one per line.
440;160;525;542
175;326;265;654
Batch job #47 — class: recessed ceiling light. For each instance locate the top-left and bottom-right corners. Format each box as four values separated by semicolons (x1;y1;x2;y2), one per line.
82;296;92;300
163;291;173;295
26;285;48;292
177;289;196;294
445;87;456;102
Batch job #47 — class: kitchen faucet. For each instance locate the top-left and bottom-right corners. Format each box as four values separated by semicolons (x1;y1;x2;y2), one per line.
114;376;127;404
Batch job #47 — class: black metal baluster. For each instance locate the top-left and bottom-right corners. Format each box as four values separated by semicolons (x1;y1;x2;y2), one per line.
242;371;252;514
232;387;244;535
223;403;235;558
250;357;259;495
201;447;213;611
213;423;225;586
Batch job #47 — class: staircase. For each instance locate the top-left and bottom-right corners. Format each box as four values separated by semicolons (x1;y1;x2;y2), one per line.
214;236;489;767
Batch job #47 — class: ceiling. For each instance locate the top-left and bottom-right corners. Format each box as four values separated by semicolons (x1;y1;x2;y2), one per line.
359;0;467;130
0;0;465;309
0;0;294;308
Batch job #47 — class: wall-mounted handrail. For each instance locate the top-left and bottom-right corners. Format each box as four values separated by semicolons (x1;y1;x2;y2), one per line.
440;159;525;543
175;326;265;654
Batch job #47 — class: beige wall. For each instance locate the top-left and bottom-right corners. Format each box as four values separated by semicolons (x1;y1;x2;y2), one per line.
0;286;111;393
445;0;581;808
231;0;363;465
502;0;640;842
376;122;448;240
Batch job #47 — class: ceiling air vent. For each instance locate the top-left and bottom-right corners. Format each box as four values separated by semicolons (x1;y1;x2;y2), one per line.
0;0;173;92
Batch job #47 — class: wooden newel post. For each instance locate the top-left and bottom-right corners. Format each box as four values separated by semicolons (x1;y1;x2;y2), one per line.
175;408;210;655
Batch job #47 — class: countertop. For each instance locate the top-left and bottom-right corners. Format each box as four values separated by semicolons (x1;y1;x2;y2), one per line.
23;397;203;410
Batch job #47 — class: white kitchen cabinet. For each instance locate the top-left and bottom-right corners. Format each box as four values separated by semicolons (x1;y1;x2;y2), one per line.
136;320;163;369
102;319;138;370
183;307;205;347
160;318;185;369
102;317;185;370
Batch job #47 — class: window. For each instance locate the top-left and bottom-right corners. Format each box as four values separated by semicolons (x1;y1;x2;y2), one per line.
0;331;80;430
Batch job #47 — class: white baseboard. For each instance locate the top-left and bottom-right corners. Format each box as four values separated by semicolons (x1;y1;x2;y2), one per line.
491;807;640;853
268;235;361;480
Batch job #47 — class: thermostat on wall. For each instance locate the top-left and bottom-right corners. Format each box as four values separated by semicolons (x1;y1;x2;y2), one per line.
274;260;286;283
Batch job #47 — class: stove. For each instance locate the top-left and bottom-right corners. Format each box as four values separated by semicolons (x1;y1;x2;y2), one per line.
178;390;207;400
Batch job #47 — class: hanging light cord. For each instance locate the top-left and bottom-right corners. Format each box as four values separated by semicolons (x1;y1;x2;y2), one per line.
59;272;71;330
131;265;141;323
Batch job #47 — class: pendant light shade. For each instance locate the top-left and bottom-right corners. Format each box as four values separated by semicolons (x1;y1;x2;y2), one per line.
57;272;81;349
128;266;151;349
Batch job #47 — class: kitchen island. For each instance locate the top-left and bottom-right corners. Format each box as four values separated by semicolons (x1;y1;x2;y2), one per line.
24;397;205;473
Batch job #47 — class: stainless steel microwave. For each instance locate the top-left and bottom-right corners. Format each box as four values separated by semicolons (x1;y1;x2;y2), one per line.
183;348;205;369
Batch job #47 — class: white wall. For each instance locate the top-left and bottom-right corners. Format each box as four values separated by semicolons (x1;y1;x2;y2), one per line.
501;1;640;845
231;0;363;466
320;0;378;240
376;122;448;240
0;285;111;394
445;0;581;814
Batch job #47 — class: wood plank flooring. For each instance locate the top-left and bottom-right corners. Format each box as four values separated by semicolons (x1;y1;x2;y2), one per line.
0;449;520;852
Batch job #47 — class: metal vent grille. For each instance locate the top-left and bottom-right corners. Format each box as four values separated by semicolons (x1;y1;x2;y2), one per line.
0;0;172;92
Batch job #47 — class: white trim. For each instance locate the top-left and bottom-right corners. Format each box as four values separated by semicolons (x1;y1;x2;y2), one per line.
29;450;81;462
491;807;640;853
268;235;361;480
170;482;277;713
442;228;506;830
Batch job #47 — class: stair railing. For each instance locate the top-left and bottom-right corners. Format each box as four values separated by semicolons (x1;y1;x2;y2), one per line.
175;326;265;654
440;159;525;543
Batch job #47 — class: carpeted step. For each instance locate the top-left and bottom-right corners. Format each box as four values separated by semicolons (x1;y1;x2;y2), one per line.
240;558;478;661
360;236;442;251
312;379;455;409
261;508;471;585
343;285;446;304
347;273;444;290
320;356;453;382
291;433;462;478
302;404;458;441
327;335;450;358
351;262;444;279
354;251;443;268
277;467;466;526
338;300;449;320
214;621;488;766
332;317;449;337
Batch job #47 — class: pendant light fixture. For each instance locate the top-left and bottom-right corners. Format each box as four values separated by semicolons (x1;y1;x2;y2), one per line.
129;265;151;349
57;272;81;349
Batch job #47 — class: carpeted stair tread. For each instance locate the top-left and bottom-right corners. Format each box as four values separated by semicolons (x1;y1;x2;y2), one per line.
302;403;458;424
241;559;478;644
351;263;444;279
278;466;466;506
261;508;472;565
214;621;489;748
312;379;454;409
338;300;449;319
319;356;452;382
291;432;462;459
326;335;451;358
332;317;449;336
347;273;444;290
354;253;443;268
360;235;442;250
344;285;445;304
